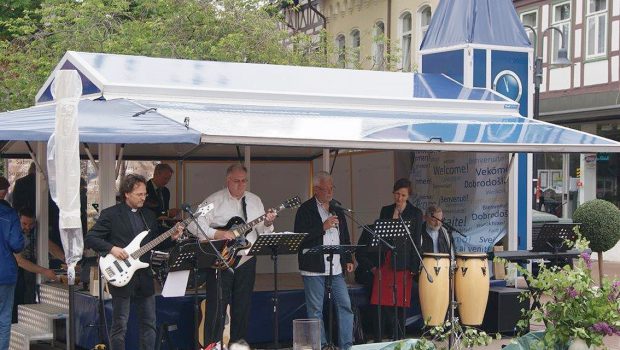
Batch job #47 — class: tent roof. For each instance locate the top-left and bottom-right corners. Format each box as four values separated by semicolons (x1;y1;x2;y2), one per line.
0;51;617;158
420;0;531;51
0;99;200;144
135;100;620;153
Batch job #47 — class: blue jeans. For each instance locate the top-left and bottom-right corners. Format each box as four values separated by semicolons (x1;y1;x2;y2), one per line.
0;284;16;350
302;274;353;350
110;295;156;350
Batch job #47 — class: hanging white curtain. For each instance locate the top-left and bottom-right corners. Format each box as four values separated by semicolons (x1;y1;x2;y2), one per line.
47;70;83;284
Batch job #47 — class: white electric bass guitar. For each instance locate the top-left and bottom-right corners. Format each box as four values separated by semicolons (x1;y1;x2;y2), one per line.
100;203;214;287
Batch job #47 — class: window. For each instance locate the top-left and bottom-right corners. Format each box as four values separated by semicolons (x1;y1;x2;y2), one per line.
418;5;432;50
373;22;385;70
336;34;346;68
401;12;412;72
521;10;538;45
350;29;360;67
551;2;570;63
586;0;607;58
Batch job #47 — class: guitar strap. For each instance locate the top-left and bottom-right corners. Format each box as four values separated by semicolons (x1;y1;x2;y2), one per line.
241;196;248;222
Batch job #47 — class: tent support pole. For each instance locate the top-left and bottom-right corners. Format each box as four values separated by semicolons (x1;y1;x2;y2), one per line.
323;149;330;172
25;141;47;180
115;143;125;179
98;144;117;210
505;152;516;183
244;146;251;191
82;143;99;175
181;144;206;160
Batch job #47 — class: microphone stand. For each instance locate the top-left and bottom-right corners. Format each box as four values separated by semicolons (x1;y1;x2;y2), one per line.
338;208;394;342
183;205;234;350
396;210;435;339
432;216;458;350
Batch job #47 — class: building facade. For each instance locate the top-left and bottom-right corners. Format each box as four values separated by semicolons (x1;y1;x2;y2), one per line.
514;0;620;216
282;0;438;70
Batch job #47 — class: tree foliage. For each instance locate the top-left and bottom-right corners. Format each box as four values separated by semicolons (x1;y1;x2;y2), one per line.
0;0;332;111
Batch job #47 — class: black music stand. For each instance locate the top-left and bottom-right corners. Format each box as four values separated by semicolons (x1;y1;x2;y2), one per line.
167;239;227;350
305;245;362;350
532;223;579;254
247;232;307;348
373;220;411;341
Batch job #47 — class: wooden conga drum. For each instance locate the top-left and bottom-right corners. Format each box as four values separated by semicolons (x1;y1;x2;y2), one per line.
419;253;450;326
455;253;490;325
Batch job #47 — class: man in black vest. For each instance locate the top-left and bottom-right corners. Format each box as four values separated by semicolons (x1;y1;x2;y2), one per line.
85;174;183;350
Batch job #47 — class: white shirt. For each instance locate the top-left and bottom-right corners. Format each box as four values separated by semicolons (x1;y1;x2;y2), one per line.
188;188;273;266
300;199;343;277
426;226;440;253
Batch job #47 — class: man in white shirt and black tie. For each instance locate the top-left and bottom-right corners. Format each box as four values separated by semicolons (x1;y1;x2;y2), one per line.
189;164;277;346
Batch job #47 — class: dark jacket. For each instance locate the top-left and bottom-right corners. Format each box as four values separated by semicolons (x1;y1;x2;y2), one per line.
354;202;423;285
85;203;170;297
144;179;170;217
295;197;352;273
0;205;24;285
420;222;454;256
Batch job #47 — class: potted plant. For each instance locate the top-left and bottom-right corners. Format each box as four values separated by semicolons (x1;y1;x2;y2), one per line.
508;234;620;349
572;199;620;285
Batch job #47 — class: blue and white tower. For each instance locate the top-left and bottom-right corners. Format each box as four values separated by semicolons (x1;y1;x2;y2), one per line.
419;0;533;250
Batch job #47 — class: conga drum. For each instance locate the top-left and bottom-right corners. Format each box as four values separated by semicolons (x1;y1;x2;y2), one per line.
455;253;490;325
419;253;450;326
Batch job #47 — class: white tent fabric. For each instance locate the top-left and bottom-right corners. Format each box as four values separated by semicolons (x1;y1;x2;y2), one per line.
23;51;620;155
47;70;83;283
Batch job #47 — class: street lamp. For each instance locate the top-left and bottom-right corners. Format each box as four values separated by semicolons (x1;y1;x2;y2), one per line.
523;25;571;119
524;25;572;218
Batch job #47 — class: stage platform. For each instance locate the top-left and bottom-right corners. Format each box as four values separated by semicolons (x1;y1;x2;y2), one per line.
63;273;505;349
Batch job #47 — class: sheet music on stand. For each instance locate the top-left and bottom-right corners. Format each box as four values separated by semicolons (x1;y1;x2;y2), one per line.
369;219;411;247
248;232;307;256
162;239;226;297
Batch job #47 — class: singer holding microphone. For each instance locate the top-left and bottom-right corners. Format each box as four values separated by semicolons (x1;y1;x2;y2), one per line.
295;171;354;350
367;178;423;340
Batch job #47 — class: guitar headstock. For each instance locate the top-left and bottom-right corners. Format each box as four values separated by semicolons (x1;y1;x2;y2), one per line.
278;196;301;210
195;202;215;217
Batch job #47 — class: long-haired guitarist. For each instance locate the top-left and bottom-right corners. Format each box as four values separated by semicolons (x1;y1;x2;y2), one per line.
187;163;277;347
85;174;183;350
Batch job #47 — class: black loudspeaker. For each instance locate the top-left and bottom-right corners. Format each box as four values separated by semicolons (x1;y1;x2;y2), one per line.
481;287;529;335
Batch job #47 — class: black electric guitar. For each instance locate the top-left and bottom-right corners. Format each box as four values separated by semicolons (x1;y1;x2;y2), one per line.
213;196;301;269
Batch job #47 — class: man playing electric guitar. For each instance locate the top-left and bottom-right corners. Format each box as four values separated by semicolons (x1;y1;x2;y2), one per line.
85;174;183;350
188;163;277;347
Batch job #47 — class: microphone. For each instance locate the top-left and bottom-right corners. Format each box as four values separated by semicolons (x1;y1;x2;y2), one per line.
329;199;353;213
181;203;193;215
432;215;466;237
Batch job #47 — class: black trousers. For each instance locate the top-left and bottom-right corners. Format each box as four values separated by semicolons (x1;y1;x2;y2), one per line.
203;257;256;345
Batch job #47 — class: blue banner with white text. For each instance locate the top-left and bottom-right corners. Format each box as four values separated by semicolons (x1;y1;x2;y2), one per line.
410;152;509;253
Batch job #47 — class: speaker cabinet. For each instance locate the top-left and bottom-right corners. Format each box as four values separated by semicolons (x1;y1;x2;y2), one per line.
481;287;529;335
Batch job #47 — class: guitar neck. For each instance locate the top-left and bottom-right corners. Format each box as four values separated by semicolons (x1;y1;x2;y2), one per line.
236;208;281;237
132;216;192;259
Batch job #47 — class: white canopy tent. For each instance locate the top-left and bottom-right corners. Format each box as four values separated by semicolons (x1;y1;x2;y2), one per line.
2;51;620;269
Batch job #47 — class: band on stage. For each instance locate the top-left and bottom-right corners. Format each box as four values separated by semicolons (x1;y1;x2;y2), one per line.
83;166;495;350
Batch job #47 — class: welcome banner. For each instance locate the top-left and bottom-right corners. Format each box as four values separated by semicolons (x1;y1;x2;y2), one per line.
410;152;509;253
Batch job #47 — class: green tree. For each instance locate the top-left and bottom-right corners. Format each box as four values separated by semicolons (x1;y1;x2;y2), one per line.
0;0;332;111
0;0;42;40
